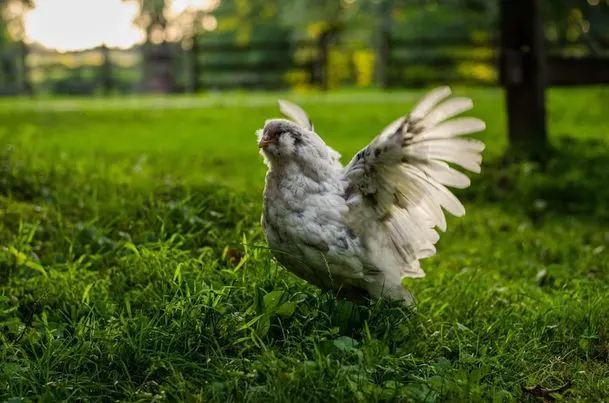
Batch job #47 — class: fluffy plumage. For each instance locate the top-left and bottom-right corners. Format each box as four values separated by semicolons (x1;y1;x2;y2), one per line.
257;86;486;305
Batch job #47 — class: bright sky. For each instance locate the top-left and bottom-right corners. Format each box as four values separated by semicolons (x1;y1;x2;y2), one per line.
24;0;211;52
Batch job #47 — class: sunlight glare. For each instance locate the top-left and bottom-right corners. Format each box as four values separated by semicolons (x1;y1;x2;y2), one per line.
25;0;212;52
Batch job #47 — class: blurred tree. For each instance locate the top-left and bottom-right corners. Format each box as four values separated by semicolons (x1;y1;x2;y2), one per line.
278;0;502;88
378;1;498;87
0;0;32;94
391;0;498;41
211;0;287;44
124;0;170;45
0;0;32;43
170;1;219;91
122;0;173;92
545;0;609;56
279;0;354;35
195;0;295;90
123;0;222;92
275;0;377;88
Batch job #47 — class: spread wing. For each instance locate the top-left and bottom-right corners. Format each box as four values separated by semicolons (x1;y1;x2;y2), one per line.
343;86;486;278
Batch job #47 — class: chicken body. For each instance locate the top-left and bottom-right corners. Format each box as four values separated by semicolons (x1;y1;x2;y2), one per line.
261;156;400;303
257;87;486;305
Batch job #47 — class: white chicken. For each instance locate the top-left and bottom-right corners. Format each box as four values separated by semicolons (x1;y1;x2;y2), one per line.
257;87;485;305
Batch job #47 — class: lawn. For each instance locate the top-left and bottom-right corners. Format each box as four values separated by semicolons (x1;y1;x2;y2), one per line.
1;86;608;402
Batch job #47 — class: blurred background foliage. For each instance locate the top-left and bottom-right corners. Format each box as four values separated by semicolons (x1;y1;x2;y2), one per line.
0;0;608;95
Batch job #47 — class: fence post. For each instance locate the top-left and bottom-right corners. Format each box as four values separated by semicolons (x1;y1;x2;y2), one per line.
499;0;548;157
20;41;33;96
318;31;331;91
188;34;200;93
100;44;113;95
375;0;392;89
0;46;16;93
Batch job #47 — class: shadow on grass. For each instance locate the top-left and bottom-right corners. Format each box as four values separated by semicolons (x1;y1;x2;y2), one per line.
462;137;609;222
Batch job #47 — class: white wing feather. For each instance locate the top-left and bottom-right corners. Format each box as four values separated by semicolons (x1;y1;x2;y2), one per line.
343;86;486;279
277;99;343;162
278;99;314;131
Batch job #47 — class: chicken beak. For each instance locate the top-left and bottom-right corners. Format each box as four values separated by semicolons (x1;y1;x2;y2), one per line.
258;132;275;148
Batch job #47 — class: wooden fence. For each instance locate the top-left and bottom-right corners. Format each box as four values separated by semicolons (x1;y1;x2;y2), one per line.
189;38;324;91
0;33;608;96
498;0;609;152
189;35;501;90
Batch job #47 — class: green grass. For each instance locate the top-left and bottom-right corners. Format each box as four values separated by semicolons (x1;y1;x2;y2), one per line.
1;87;608;402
